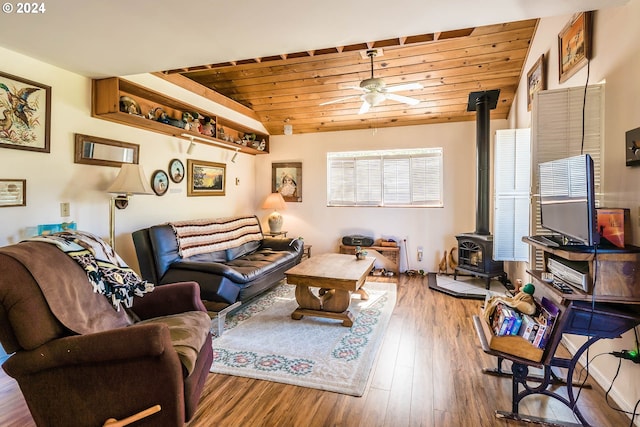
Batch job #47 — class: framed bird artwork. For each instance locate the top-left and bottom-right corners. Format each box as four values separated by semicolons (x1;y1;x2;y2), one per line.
0;71;51;153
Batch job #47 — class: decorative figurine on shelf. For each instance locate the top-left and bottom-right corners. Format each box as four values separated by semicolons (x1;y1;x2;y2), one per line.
483;283;537;324
244;133;256;143
200;116;214;136
150;107;170;124
257;139;266;151
355;246;368;260
182;112;200;132
119;96;142;115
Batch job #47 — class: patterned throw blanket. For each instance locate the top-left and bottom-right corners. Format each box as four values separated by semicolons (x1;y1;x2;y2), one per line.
28;230;153;311
170;215;263;258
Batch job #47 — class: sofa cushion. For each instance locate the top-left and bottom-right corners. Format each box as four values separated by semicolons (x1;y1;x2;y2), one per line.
136;310;211;375
225;240;261;261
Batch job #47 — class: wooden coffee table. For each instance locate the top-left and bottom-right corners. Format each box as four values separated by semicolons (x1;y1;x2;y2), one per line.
285;253;375;327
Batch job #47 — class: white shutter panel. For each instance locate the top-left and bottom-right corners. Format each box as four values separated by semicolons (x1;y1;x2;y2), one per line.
494;129;531;261
530;84;604;268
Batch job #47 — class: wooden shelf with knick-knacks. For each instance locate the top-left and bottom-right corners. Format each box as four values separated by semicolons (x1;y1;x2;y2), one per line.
91;77;269;155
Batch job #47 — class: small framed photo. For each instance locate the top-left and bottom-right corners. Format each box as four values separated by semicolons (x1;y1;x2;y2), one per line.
526;54;546;112
151;170;169;196
0;72;51;153
272;162;302;202
558;11;593;83
0;179;26;207
187;159;226;196
625;126;640;167
168;158;185;183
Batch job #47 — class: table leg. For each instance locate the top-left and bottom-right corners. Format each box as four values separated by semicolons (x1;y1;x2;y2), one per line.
291;284;358;326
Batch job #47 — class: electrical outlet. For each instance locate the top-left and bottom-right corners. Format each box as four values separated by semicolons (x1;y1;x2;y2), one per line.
60;202;70;217
417;246;423;261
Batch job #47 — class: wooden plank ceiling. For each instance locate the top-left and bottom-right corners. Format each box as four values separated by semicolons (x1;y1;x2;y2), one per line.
162;19;537;135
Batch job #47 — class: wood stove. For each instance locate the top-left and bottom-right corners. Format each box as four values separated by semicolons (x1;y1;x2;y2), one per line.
454;90;506;288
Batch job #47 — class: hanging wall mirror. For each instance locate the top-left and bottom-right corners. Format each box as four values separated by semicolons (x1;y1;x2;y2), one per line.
74;134;139;167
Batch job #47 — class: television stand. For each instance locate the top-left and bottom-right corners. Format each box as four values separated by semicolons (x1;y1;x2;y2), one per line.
473;238;640;426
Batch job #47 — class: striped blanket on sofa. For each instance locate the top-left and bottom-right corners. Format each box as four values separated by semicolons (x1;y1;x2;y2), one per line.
170;215;263;258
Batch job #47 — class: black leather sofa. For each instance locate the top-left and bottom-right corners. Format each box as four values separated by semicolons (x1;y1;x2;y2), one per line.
132;216;303;304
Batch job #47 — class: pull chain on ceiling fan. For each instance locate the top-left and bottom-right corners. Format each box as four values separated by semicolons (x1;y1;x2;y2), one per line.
320;49;423;114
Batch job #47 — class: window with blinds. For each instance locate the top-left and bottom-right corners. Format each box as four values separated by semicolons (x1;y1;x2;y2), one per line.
327;148;443;207
530;83;604;268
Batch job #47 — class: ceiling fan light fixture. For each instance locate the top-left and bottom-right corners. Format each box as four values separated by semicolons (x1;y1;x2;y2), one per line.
360;77;385;91
362;91;386;107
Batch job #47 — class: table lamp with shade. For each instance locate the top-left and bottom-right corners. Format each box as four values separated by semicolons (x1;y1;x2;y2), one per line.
107;163;153;248
261;192;287;233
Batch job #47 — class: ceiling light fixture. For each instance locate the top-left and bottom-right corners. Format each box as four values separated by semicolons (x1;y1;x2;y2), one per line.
186;138;196;154
283;118;293;136
362;91;386;107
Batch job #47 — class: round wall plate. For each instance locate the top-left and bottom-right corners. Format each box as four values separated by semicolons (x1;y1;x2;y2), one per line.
151;170;169;196
169;158;185;183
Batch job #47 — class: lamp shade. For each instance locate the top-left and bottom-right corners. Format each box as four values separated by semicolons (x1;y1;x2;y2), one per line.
107;164;153;195
261;192;287;211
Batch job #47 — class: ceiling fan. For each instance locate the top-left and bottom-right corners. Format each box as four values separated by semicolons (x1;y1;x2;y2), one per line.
320;49;423;114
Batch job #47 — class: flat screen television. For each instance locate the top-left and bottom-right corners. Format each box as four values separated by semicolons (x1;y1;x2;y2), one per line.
538;154;600;246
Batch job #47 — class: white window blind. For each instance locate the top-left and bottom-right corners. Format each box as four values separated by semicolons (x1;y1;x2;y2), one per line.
530;84;604;268
493;129;531;261
327;148;443;207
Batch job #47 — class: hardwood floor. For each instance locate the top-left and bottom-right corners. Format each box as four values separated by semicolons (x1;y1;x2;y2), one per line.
0;274;633;426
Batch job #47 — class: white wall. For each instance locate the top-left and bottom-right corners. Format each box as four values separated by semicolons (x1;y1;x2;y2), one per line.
0;46;257;268
508;0;640;417
256;120;508;272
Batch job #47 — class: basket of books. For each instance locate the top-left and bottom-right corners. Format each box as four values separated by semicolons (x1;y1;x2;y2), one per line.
481;289;560;362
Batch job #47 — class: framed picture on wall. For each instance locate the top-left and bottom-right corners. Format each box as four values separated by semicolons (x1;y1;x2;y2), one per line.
626;126;640;167
0;179;26;207
558;11;593;83
526;54;545;112
187;159;226;196
0;72;51;152
272;162;302;202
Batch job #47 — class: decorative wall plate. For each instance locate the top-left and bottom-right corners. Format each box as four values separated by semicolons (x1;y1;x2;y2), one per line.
169;158;185;183
151;170;169;196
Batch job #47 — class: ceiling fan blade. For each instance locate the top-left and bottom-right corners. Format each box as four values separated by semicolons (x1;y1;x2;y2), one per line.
386;93;421;106
385;82;423;93
319;95;360;106
358;101;371;115
341;85;366;92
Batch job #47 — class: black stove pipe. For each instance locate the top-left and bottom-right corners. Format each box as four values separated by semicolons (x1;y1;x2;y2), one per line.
467;90;500;236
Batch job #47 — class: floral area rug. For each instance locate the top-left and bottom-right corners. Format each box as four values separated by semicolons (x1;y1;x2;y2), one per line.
209;281;397;396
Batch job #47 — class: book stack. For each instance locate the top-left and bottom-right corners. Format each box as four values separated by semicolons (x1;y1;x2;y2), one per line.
491;302;522;337
488;297;559;350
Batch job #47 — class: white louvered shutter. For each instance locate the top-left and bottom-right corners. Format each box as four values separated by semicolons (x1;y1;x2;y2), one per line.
494;129;531;261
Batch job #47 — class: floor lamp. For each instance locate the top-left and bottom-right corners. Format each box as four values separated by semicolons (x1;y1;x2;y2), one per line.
107;164;153;248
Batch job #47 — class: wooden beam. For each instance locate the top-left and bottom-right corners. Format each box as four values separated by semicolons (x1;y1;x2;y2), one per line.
150;72;261;122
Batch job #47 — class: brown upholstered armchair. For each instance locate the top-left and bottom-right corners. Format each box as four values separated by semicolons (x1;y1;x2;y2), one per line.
0;241;213;427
